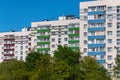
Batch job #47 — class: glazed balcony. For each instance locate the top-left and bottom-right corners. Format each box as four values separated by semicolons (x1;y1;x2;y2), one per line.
4;49;14;51
4;54;14;56
4;38;15;41
4;44;14;46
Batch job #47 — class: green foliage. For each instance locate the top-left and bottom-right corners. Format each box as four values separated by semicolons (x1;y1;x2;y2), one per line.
54;45;80;65
0;45;111;80
25;51;44;71
79;57;111;80
114;55;120;78
0;60;28;80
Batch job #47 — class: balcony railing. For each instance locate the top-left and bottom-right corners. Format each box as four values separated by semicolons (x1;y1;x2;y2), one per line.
88;51;105;56
4;54;14;56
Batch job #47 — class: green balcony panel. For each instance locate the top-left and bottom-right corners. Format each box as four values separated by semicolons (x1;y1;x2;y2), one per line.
37;42;50;45
69;40;79;43
37;29;50;32
69;27;79;31
37;48;50;51
37;35;50;39
69;34;79;37
70;47;79;50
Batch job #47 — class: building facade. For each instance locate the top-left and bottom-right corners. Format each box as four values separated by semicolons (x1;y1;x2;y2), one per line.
0;28;36;62
80;0;120;73
31;16;80;56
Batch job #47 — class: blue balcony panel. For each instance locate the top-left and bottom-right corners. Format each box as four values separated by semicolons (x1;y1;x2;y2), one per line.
88;19;105;23
88;11;105;15
88;51;105;56
88;27;105;32
97;60;106;63
88;35;105;39
88;43;105;48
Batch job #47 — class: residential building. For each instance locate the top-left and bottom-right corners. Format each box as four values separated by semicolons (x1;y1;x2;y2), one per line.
31;15;80;56
80;0;120;74
0;28;36;62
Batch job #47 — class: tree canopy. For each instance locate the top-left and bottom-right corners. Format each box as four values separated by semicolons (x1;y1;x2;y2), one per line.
0;45;111;80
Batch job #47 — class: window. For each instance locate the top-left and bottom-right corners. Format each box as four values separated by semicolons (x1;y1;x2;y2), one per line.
84;40;87;44
84;8;88;13
108;15;113;20
26;46;28;49
64;31;68;35
108;23;112;28
117;31;120;37
20;51;23;55
107;31;112;35
96;55;104;60
84;48;87;53
107;39;112;44
84;32;87;37
52;32;55;35
117;22;120;29
15;51;18;54
117;6;120;13
107;7;112;11
107;47;112;52
117;39;120;45
58;38;61;41
52;38;55;42
58;41;61;43
107;55;112;60
20;56;23;60
117;14;120;20
64;38;68;41
16;46;18;48
51;45;55;48
84;24;87;29
64;44;68;46
58;35;61;37
21;46;23;50
64;26;68;29
107;64;112;68
25;51;28;54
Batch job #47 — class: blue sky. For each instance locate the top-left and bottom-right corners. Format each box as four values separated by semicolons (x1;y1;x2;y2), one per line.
0;0;89;32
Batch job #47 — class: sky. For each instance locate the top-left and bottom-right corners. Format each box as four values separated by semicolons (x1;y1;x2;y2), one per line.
0;0;90;32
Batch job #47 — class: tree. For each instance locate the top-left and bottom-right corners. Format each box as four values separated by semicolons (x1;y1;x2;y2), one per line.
79;56;111;80
114;54;120;78
29;54;52;80
25;51;44;71
54;45;81;65
0;60;28;80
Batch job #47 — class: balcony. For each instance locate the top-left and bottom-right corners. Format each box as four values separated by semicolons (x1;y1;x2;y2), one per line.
68;40;79;43
37;48;50;51
37;35;50;39
88;19;105;23
4;49;14;51
4;44;14;46
97;60;106;63
68;27;79;31
88;27;105;32
28;43;31;45
88;11;105;15
88;51;105;56
37;29;50;32
70;47;79;50
68;34;79;37
37;42;50;45
88;43;105;48
4;38;15;41
88;35;105;39
4;54;14;56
